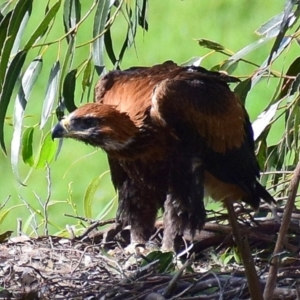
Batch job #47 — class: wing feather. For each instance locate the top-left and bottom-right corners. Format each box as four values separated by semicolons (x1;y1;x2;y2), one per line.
150;76;245;153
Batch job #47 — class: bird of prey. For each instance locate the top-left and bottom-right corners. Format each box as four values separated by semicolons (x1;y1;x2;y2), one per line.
52;61;275;251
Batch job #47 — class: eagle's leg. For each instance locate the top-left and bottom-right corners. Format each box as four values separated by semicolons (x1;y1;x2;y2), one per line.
162;157;206;252
224;198;263;300
117;185;159;250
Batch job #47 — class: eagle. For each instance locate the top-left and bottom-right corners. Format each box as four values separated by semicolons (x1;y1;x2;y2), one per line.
52;61;275;251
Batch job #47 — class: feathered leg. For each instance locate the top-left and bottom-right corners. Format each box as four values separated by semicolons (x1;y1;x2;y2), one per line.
162;157;206;251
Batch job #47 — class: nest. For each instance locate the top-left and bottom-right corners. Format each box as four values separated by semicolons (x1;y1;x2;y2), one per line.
0;205;299;300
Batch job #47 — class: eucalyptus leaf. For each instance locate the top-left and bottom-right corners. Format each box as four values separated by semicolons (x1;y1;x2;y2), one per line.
256;12;296;38
252;36;292;87
104;28;117;65
0;51;26;154
234;78;252;104
252;100;281;141
267;0;298;64
23;0;62;50
63;69;77;113
40;61;61;129
11;58;42;182
11;4;31;56
137;0;148;30
92;0;114;75
34;132;57;169
63;0;81;43
279;57;300;99
83;174;106;219
224;36;273;68
0;0;32;89
197;38;225;51
22;127;34;166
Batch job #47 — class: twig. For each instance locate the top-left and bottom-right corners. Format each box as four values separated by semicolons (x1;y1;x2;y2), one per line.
44;163;51;236
263;161;300;299
76;218;116;240
224;198;264;300
162;254;195;298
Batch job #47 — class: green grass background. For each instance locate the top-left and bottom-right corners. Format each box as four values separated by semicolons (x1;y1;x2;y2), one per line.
0;0;291;236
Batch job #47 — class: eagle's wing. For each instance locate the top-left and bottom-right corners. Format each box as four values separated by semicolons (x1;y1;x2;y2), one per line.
150;75;272;209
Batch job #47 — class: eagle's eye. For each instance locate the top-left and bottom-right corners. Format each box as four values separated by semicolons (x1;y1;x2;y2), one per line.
79;117;99;129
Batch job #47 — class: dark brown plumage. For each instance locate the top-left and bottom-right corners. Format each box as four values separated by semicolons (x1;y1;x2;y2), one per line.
52;61;275;251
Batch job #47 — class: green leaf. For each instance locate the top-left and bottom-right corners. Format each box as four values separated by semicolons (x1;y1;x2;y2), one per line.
63;69;77;113
40;61;61;129
0;1;11;16
11;3;31;56
0;204;25;225
267;0;298;65
63;0;81;43
137;0;148;30
252;100;281;141
0;11;12;51
92;0;114;75
34;132;57;169
256;12;288;38
141;251;174;273
279;57;300;99
83;172;109;219
0;50;27;154
234;78;251;104
56;36;76;118
181;57;203;67
224;36;273;68
23;0;62;50
82;58;92;92
252;36;292;87
197;38;225;51
0;0;32;90
11;58;42;181
104;28;117;65
22;127;34;166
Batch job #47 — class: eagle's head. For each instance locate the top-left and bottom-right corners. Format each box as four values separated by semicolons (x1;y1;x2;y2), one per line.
51;103;138;152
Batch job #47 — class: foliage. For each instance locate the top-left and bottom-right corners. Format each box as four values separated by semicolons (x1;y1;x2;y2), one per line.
0;0;300;234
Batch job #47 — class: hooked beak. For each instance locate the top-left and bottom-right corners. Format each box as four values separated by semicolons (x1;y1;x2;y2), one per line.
51;118;70;140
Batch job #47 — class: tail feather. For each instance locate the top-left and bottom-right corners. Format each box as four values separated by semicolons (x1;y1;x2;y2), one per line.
256;182;276;205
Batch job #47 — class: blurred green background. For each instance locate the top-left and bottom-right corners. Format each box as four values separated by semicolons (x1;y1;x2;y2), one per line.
0;0;290;235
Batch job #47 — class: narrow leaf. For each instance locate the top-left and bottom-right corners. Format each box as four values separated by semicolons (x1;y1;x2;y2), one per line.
0;51;27;154
11;58;42;181
83;171;111;219
267;0;298;64
0;11;12;53
92;0;114;75
0;0;32;89
34;132;57;169
63;69;77;113
40;61;61;129
23;0;62;50
279;57;300;99
137;0;148;30
63;0;81;43
234;78;252;104
22;127;34;166
11;4;31;56
252;100;281;141
252;36;292;87
82;58;92;92
224;36;273;68
197;39;225;51
83;175;103;219
104;28;117;65
0;1;11;16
